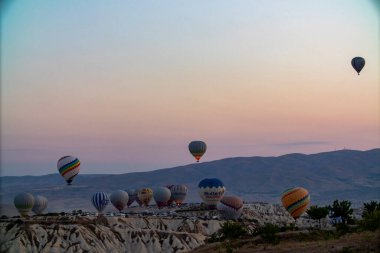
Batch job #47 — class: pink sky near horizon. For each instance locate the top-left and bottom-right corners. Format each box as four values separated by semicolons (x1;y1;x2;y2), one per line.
1;0;379;176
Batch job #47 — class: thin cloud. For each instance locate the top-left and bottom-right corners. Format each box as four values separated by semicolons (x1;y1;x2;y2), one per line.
275;141;332;147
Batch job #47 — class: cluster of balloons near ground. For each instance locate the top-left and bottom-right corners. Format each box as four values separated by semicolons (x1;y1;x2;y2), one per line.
90;178;246;220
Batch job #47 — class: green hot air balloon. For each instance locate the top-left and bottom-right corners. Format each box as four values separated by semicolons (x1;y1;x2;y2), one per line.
188;141;207;162
14;193;35;217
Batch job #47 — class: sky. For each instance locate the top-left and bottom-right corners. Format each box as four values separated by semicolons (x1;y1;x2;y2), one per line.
1;0;379;176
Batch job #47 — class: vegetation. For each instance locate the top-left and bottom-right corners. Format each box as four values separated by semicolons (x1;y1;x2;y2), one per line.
256;223;280;244
328;200;353;225
359;210;380;231
219;221;247;239
362;201;380;217
306;205;329;227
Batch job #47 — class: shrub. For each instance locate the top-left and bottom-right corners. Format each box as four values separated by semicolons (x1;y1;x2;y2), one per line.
328;200;353;225
219;221;247;239
307;205;329;227
362;201;380;217
359;210;380;231
257;223;280;244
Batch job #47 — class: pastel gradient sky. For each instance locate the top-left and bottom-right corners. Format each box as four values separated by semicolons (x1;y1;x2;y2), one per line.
1;0;379;176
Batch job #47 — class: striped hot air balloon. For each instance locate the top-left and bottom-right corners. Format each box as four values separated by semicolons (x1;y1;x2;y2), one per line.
281;187;310;219
198;178;225;208
91;192;109;214
153;187;171;208
110;190;129;212
217;196;244;220
14;193;34;217
32;195;48;215
57;156;80;185
170;184;188;206
188;141;207;162
137;188;153;207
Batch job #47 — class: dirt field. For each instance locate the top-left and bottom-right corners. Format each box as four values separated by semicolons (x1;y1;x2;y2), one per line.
191;230;380;253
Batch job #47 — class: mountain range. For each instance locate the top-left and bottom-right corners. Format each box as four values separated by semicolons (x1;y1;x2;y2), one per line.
1;148;379;215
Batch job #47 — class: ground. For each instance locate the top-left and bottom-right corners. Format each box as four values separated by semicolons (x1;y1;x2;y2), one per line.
191;230;380;253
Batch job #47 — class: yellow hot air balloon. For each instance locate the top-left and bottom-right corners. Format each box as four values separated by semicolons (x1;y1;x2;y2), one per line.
281;187;310;219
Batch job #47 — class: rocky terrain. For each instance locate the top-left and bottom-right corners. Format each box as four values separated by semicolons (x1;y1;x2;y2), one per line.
0;203;357;253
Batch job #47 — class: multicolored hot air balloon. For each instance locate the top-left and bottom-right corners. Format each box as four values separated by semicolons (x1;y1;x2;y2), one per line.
189;141;207;162
110;190;129;212
153;187;171;208
170;184;188;206
281;187;310;219
198;178;225;208
57;156;80;185
14;193;34;217
137;188;153;207
32;195;48;215
126;189;137;207
351;57;365;75
91;192;109;214
217;196;244;220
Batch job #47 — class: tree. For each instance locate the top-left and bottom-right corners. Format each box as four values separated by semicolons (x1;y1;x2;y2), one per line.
328;200;353;225
306;205;329;227
362;201;380;217
219;221;247;239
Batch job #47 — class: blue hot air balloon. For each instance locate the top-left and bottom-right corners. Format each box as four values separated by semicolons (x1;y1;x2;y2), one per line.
351;57;365;75
91;192;109;214
198;178;225;208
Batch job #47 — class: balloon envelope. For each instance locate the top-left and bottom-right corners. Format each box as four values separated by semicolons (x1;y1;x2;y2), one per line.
170;184;188;206
198;178;225;207
126;189;137;207
188;141;207;162
110;190;129;212
14;193;34;217
153;187;171;208
351;57;365;75
91;192;109;214
137;188;153;207
57;156;80;185
217;196;244;220
281;187;310;219
32;195;48;215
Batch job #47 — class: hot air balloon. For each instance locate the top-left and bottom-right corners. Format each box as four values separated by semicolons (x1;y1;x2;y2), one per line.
91;192;109;214
137;188;153;207
351;57;365;75
153;187;171;208
32;195;48;215
198;178;225;208
126;189;137;207
166;185;175;206
170;184;188;206
14;193;34;217
188;141;207;162
57;156;80;185
217;196;244;220
110;190;129;212
281;187;310;219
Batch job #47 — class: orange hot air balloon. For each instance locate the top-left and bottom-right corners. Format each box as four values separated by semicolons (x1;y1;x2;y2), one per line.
281;187;310;219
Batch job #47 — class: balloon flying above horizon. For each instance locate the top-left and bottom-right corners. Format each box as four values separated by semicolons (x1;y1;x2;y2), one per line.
351;57;365;75
57;156;80;185
188;141;207;162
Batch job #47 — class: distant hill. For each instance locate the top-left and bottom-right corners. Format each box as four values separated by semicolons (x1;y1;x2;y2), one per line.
1;149;379;215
